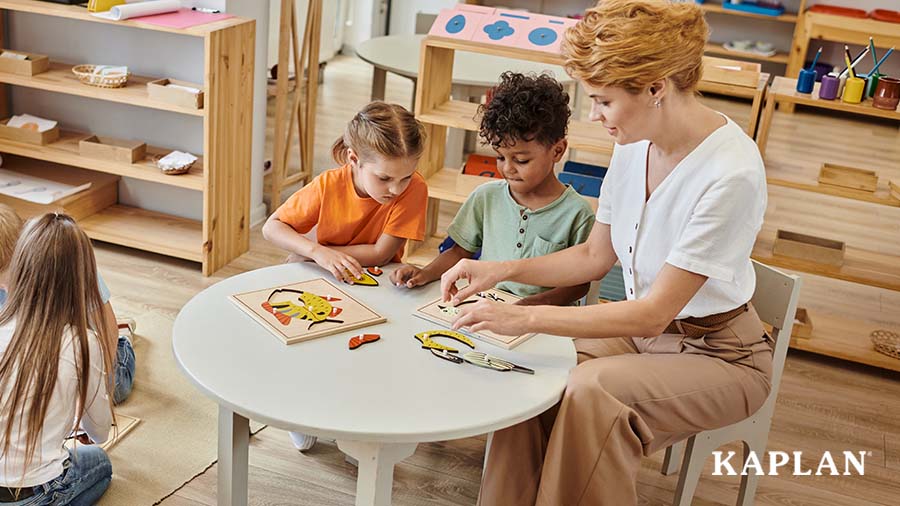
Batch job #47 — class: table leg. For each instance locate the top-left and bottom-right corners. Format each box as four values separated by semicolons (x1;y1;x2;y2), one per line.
337;440;417;506
371;67;387;101
217;406;249;506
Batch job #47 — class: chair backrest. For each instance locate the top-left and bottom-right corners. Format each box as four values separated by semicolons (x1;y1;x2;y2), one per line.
749;260;802;411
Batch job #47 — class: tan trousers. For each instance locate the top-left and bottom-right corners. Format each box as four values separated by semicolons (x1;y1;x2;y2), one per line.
477;305;773;506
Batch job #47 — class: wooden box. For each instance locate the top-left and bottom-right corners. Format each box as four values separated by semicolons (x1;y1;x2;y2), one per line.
147;78;204;109
773;229;845;266
0;118;59;145
79;135;147;164
890;180;900;201
701;56;761;88
818;163;878;193
0;158;118;221
0;49;49;76
792;307;813;339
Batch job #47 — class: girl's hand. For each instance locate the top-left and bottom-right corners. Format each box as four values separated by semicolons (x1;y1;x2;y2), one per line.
311;247;364;283
440;259;504;305
452;299;533;336
390;264;428;288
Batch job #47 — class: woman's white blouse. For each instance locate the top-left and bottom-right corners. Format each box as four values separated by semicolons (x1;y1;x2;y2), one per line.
596;117;767;319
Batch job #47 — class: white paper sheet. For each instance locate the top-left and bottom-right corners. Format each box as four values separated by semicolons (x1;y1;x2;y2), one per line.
92;0;181;21
0;169;92;205
6;114;57;133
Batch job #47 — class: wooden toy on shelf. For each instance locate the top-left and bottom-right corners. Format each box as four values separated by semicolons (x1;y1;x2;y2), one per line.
147;78;204;109
79;135;146;164
0;49;49;76
0;116;59;145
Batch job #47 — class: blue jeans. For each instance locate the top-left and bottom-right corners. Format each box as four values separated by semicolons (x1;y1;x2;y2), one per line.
5;446;112;506
113;336;135;405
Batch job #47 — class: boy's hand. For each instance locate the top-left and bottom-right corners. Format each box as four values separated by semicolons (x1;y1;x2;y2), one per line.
391;264;428;288
311;247;364;283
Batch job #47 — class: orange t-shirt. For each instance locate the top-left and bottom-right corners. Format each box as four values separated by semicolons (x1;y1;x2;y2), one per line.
275;164;428;263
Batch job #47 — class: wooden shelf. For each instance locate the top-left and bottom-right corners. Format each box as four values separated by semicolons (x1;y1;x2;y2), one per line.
80;205;203;262
700;3;798;23
418;100;614;156
0;130;204;190
0;62;205;117
753;232;900;292
704;44;789;64
404;235;443;267
0;0;247;37
766;177;900;208
790;312;900;373
767;76;900;122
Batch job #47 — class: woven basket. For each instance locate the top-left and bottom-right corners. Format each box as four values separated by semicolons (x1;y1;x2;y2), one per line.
871;330;900;360
72;65;130;88
154;154;195;176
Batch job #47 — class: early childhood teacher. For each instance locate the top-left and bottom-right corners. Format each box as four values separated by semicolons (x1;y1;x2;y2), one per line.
441;1;773;504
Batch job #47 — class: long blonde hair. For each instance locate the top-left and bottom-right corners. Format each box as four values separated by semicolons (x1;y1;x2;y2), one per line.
331;101;426;165
0;213;114;473
563;0;709;93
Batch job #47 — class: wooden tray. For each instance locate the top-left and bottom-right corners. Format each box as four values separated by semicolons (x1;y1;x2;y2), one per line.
147;78;204;110
0;49;49;76
0;158;118;221
772;229;845;266
79;135;147;164
701;56;761;89
818;163;878;193
0;118;59;145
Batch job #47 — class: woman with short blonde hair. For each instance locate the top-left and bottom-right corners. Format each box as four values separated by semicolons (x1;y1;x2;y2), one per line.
440;1;773;504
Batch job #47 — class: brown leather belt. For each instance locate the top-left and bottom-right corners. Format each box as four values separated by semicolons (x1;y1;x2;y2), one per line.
0;486;35;502
663;304;749;339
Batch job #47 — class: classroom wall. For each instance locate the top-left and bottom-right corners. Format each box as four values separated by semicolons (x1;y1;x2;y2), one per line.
6;0;271;225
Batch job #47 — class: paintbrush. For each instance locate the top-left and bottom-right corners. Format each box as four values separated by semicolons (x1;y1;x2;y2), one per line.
807;47;822;71
869;37;878;66
838;47;869;78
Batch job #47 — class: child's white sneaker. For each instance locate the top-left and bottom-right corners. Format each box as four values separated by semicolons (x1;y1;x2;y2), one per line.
289;431;317;451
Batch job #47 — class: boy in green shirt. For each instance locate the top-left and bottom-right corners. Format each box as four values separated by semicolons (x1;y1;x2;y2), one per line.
391;72;595;305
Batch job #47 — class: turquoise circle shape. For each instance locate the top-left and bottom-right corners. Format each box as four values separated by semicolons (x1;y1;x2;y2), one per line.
446;14;466;34
528;27;557;46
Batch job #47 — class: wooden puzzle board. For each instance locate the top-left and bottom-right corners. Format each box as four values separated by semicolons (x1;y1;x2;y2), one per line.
230;278;385;345
66;414;141;452
414;288;535;350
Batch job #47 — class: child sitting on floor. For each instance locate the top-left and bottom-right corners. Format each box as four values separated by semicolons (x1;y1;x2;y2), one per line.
391;72;596;305
262;101;428;451
0;213;116;505
0;204;135;406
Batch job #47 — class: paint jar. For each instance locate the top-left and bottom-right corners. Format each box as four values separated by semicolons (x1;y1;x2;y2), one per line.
873;76;900;111
818;74;840;100
866;72;883;99
796;69;817;94
842;76;865;104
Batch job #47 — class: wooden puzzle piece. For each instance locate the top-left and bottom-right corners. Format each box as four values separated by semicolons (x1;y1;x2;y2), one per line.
366;266;383;277
414;330;475;353
349;333;381;350
264;289;345;329
347;270;379;286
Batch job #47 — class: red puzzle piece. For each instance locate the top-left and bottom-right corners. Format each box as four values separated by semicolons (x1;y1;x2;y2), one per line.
349;333;381;350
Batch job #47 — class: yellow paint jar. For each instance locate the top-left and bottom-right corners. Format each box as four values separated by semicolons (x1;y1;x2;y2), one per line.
842;77;865;104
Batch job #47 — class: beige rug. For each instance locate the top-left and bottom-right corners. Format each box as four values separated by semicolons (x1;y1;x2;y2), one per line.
98;300;264;505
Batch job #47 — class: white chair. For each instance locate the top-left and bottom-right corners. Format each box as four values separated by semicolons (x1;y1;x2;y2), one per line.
660;260;802;506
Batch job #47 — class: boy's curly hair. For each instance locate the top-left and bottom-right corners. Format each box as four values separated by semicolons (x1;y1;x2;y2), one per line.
478;72;571;148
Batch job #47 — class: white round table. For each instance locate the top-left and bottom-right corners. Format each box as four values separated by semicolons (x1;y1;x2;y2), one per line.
173;262;576;506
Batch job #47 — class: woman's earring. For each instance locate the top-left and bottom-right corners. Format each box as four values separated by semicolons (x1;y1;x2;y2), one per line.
654;99;661;108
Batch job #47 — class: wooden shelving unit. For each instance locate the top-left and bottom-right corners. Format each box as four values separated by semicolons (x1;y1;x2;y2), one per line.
700;2;798;23
754;75;900;371
704;43;790;65
0;1;255;275
700;0;808;68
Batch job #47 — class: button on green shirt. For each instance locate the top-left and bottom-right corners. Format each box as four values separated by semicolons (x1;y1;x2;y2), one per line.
447;181;596;298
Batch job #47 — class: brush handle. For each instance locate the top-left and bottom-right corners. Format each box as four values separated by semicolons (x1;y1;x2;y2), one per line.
870;47;895;75
808;47;822;71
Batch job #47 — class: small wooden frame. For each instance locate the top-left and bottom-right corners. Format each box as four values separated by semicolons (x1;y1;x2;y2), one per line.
147;78;204;110
0;49;49;76
793;307;813;338
79;135;147;164
415;289;535;350
773;229;845;266
0;118;59;145
818;163;878;193
0;161;118;221
701;56;761;88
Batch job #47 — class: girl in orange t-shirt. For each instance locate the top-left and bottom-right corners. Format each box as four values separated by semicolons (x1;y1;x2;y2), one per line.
262;101;428;283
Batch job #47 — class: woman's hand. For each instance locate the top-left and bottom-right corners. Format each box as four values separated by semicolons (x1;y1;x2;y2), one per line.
390;264;428;288
452;299;533;336
440;259;506;304
311;246;364;283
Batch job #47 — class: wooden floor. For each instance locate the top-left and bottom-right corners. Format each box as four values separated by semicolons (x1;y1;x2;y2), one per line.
140;55;900;505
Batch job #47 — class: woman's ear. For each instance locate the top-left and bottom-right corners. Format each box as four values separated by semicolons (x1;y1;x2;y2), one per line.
648;79;668;107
